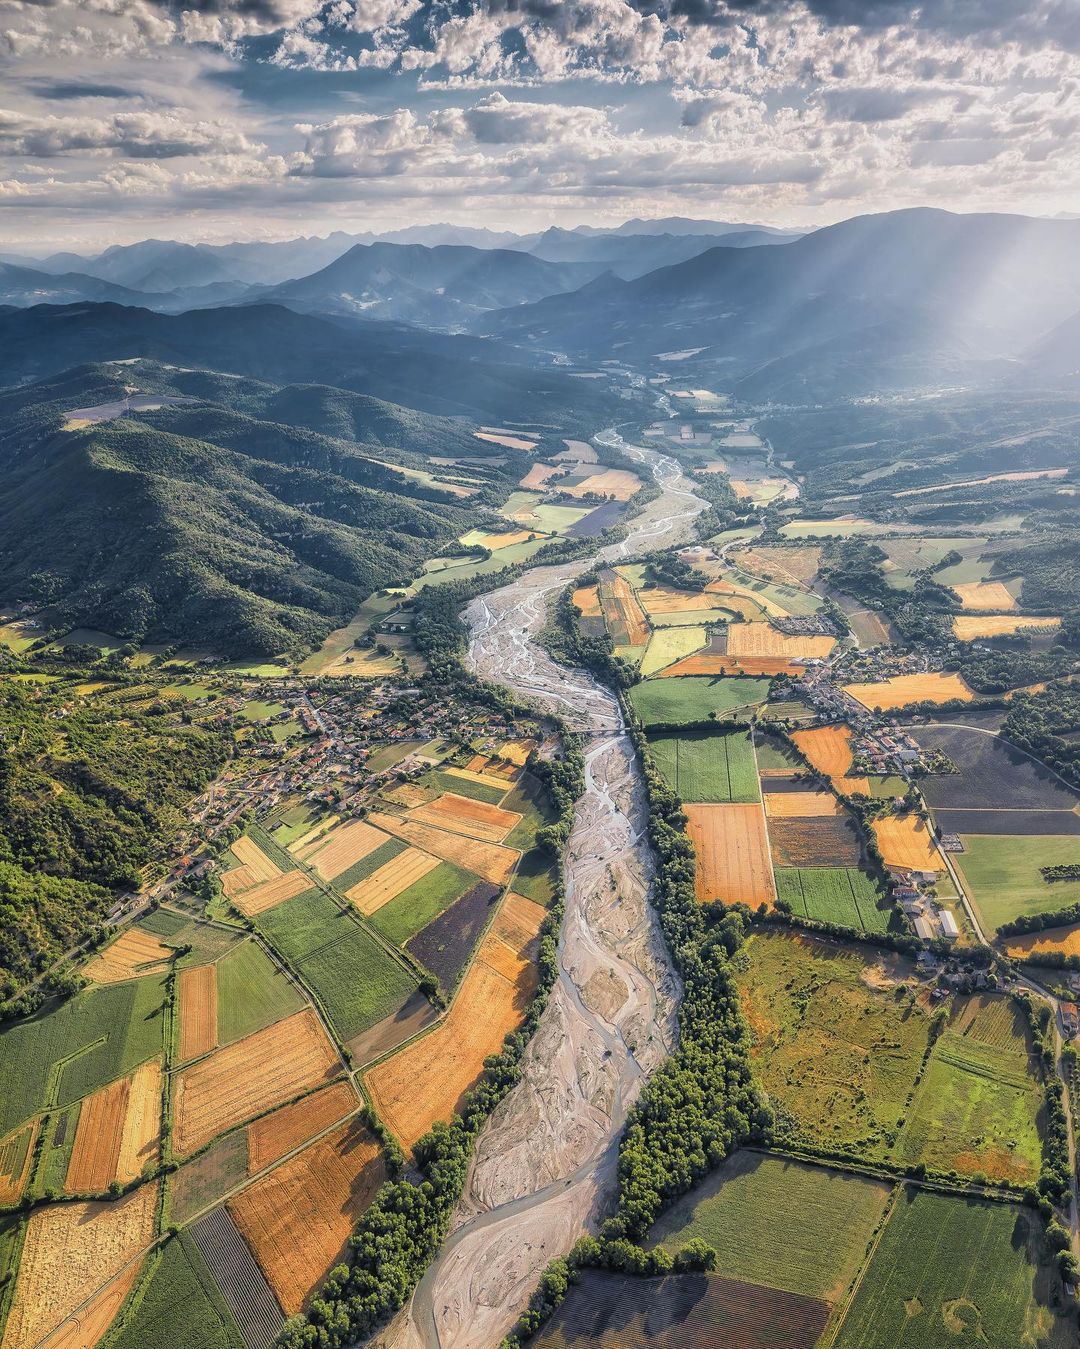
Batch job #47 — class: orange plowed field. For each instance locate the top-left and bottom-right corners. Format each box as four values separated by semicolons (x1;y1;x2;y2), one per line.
83;929;173;985
173;1009;339;1157
230;1118;387;1315
791;724;870;795
65;1077;128;1193
408;792;522;844
231;869;310;917
600;574;649;646
684;804;775;907
725;622;834;660
115;1060;161;1184
0;1122;37;1205
302;819;390;878
37;1257;143;1349
952;580;1018;611
563;468;640;500
247;1081;359;1174
763;791;842;817
873;813;943;871
367;812;518;886
572;584;602;617
952;614;1060;641
843;672;974;710
1;1182;157;1349
1007;925;1080;962
178;965;218;1062
345;846;439;916
660;654;799;678
364;893;545;1151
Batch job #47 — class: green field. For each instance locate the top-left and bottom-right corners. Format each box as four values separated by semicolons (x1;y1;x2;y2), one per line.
110;1232;244;1349
737;931;929;1161
639;627;708;677
140;909;241;964
651;1151;890;1303
723;565;823;618
647;729;759;803
328;837;406;893
33;1101;81;1195
369;861;476;946
215;941;305;1045
0;1213;22;1288
754;735;801;773
774;867;892;933
954;835;1080;931
421;769;508;806
0;976;168;1136
898;996;1042;1185
628;676;770;727
834;1189;1072;1348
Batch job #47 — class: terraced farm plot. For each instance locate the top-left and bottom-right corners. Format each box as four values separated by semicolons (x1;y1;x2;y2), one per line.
108;1232;244;1349
650;1151;891;1304
736;931;929;1159
533;1270;831;1349
230;870;312;918
407;791;522;844
833;1189;1072;1349
189;1207;282;1349
872;813;943;872
844;671;975;710
898;997;1041;1184
230;1118;387;1316
367;810;519;885
725;622;835;660
364;892;545;1151
684;803;775;906
952;580;1019;610
406;881;502;989
299;819;390;881
774;867;891;933
628;676;770;728
0;1181;158;1349
245;1080;358;1173
953;614;1060;641
647;730;760;803
345;846;441;915
953;835;1080;931
790;724;870;795
173;1009;339;1157
65;1059;161;1191
83;928;173;985
179;965;218;1062
0;1123;35;1205
369;861;476;946
0;976;168;1137
768;814;862;867
215;941;304;1045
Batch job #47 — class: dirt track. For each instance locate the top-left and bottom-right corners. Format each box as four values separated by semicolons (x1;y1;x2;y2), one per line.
376;433;704;1349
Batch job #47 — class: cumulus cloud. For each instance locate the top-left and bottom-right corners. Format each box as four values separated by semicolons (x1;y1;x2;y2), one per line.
0;109;255;157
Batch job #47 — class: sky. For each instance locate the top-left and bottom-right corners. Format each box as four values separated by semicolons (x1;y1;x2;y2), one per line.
1;0;1078;252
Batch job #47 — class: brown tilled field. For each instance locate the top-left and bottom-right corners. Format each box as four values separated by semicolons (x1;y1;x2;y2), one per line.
367;812;519;886
246;1081;359;1174
739;545;822;588
38;1257;144;1349
873;813;943;871
726;623;835;660
232;870;311;918
178;965;218;1062
345;846;440;915
0;1182;157;1349
768;817;863;868
660;654;799;678
0;1122;37;1205
952;614;1060;641
843;672;975;710
764;791;843;817
364;893;545;1150
302;819;390;879
116;1060;162;1184
520;463;562;490
563;468;640;500
408;792;522;845
230;1118;387;1315
952;580;1018;611
684;804;775;907
83;929;173;985
65;1077;128;1193
173;1009;339;1157
791;724;870;795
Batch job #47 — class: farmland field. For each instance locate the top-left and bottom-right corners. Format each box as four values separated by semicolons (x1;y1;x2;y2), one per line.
0;975;168;1137
651;1151;890;1303
0;1124;34;1205
245;1080;358;1173
167;1129;249;1226
367;810;519;885
897;996;1041;1183
844;672;975;710
647;730;760;803
343;845;439;913
1007;923;1080;961
913;725;1079;811
406;792;522;844
189;1206;282;1349
768;814;863;867
65;1058;160;1191
684;803;775;905
230;870;312;918
953;614;1060;640
763;789;842;816
628;676;770;727
109;1232;244;1349
298;819;390;880
833;1189;1072;1348
406;880;502;988
736;931;929;1159
230;1118;387;1315
791;725;870;794
639;626;708;677
369;860;476;946
871;813;943;871
216;941;305;1045
953;835;1080;930
533;1270;831;1349
725;622;834;659
83;928;173;985
774;867;891;933
178;964;218;1062
952;579;1018;610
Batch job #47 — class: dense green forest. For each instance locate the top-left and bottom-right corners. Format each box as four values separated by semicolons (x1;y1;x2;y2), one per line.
0;681;225;997
1002;683;1080;789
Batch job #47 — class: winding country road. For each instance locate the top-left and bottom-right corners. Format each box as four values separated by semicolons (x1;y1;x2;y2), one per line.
377;435;705;1349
